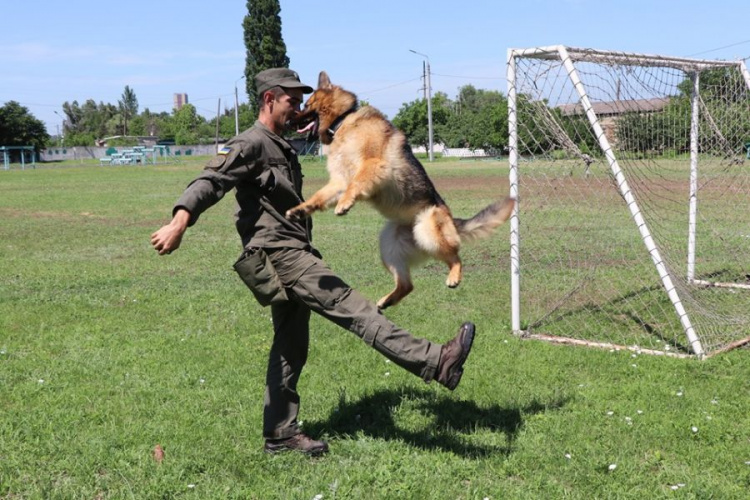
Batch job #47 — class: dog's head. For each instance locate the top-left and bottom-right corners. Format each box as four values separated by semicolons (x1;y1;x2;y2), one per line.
290;71;358;144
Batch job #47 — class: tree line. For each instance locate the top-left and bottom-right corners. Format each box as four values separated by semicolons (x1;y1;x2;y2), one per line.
56;86;257;147
6;0;745;158
392;85;508;153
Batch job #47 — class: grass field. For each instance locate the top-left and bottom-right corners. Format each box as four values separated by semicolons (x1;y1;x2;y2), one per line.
1;158;749;499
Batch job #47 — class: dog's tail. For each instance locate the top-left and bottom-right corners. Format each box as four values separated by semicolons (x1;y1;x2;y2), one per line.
453;197;516;243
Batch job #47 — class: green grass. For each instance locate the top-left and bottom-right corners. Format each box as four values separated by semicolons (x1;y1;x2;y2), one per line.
1;159;749;499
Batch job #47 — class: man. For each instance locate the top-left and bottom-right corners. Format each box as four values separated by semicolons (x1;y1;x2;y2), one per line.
150;68;475;456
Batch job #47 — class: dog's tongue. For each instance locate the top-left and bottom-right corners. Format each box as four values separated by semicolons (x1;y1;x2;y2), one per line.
297;121;316;134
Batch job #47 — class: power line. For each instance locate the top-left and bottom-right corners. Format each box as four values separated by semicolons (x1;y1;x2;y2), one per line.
357;77;422;97
432;72;501;80
686;39;750;57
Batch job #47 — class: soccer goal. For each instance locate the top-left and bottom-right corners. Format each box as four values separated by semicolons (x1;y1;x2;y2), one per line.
507;46;750;359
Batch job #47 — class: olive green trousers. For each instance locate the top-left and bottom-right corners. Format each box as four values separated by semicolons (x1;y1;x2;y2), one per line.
260;247;442;439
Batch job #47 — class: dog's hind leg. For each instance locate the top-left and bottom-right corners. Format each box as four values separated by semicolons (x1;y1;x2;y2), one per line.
441;253;463;288
377;222;416;309
414;206;463;288
335;158;388;216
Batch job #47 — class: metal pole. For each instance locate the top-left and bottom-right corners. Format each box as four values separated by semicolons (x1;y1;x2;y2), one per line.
425;59;434;162
507;49;521;333
410;49;434;162
234;85;240;136
215;98;221;150
687;72;700;283
234;76;244;136
54;111;64;147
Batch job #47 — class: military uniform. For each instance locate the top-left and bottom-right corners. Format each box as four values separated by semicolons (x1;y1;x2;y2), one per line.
173;120;442;440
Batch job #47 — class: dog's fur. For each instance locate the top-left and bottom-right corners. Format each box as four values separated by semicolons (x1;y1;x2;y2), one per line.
287;71;515;309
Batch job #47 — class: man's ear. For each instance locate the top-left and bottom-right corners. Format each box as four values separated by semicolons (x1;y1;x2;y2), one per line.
262;90;275;107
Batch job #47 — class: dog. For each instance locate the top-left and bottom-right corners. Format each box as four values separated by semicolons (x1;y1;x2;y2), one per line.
287;71;515;309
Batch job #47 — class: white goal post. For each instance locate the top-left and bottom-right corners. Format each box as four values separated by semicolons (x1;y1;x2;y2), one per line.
507;46;750;359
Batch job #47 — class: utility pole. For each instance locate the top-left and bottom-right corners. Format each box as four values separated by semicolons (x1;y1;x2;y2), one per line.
53;110;64;147
235;76;245;136
215;98;221;150
410;50;433;161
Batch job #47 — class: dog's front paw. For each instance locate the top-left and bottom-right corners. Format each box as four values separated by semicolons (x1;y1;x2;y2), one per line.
286;206;309;221
334;200;353;216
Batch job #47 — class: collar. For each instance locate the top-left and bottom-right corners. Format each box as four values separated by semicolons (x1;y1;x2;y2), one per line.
327;106;358;138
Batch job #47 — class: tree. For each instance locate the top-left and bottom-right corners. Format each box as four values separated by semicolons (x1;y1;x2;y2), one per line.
118;85;138;136
392;92;451;150
0;101;50;152
173;104;203;145
243;0;290;114
447;86;508;150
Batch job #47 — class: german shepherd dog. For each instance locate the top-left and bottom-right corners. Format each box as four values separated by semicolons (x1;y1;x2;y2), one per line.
287;71;515;309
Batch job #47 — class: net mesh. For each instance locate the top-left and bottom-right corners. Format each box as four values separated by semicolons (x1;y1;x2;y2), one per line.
510;47;750;356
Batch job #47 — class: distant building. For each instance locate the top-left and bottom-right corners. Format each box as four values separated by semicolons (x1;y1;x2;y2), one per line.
557;98;670;146
174;93;189;111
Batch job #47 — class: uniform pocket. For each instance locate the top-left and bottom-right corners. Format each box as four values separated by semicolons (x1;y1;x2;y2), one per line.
233;248;289;306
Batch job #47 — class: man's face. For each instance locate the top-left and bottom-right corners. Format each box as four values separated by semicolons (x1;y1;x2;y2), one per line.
271;88;304;132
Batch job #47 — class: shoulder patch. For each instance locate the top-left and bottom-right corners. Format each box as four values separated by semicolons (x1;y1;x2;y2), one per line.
207;155;227;171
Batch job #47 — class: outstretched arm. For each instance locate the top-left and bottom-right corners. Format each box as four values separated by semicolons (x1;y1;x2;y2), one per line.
151;209;191;255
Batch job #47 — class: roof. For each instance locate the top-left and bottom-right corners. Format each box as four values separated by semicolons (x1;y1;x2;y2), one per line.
557;97;671;117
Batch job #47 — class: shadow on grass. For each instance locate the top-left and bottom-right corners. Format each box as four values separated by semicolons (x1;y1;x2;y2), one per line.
305;387;568;458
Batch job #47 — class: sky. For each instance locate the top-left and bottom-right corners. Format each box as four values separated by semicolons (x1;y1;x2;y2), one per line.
2;0;750;136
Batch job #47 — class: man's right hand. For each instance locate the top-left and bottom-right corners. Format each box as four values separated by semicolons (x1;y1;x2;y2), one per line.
150;209;191;255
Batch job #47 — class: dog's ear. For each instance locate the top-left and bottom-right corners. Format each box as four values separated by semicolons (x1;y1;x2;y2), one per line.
318;71;332;89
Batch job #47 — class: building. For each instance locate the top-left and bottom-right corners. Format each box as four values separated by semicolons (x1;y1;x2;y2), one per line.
557;98;670;145
173;93;189;111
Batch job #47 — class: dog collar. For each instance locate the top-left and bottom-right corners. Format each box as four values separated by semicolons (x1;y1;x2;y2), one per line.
327;106;358;138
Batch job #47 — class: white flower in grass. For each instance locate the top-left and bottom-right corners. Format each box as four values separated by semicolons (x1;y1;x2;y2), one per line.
711;399;718;405
384;372;390;377
691;426;699;433
313;495;323;500
744;461;750;465
631;364;637;368
676;391;683;397
187;484;196;489
0;348;6;355
624;416;632;425
564;453;572;459
385;359;391;364
38;379;44;384
606;411;614;416
608;463;617;471
199;378;205;385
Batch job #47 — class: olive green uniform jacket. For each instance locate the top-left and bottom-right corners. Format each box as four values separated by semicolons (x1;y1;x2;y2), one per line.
174;120;312;250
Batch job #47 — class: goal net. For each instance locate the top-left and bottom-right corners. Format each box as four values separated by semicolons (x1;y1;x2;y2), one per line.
507;46;750;358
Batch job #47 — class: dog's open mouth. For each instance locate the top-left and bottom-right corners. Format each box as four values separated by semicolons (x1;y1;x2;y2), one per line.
288;111;319;140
